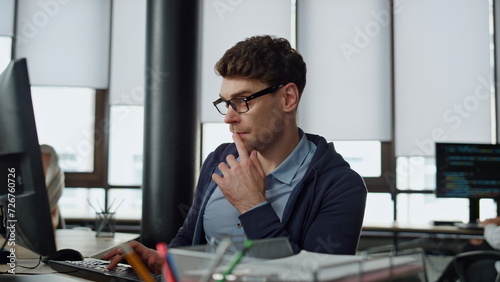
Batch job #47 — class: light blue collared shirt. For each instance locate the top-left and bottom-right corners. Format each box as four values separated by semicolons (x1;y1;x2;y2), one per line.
203;130;317;243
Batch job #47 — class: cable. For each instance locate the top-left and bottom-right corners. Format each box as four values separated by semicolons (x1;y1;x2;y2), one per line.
17;256;42;269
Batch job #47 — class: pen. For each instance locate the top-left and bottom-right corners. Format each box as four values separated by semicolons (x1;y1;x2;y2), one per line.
200;238;232;282
156;242;178;282
121;243;154;282
218;240;253;282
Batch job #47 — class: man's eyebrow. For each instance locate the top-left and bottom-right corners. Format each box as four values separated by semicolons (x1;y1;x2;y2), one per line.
219;89;253;99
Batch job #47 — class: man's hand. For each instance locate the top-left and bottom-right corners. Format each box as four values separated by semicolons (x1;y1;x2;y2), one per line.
480;216;500;227
103;241;164;273
212;133;266;214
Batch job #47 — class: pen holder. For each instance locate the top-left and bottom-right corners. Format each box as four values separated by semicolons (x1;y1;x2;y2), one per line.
95;212;116;237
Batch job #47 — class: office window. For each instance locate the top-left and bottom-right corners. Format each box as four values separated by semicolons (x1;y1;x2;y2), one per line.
202;123;232;161
396;194;497;224
0;36;12;73
31;87;96;173
58;188;143;222
333;141;381;177
60;188;139;221
108;106;144;186
396;156;435;191
363;193;393;224
59;188;105;219
108;188;142;220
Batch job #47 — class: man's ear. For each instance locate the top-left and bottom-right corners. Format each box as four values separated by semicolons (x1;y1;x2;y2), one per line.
282;83;300;113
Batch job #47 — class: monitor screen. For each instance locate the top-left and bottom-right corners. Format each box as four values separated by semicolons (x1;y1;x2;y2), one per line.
436;142;500;223
0;59;57;258
436;142;500;198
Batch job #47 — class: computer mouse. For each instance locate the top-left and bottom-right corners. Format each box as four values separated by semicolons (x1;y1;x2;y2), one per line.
42;248;84;263
0;250;11;264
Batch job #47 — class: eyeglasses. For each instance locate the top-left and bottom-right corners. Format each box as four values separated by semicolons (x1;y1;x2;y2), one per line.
213;83;286;115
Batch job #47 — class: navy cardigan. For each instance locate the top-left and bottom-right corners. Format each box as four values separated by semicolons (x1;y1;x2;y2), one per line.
169;133;367;254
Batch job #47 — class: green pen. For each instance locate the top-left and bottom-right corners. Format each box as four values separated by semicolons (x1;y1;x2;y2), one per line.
218;240;254;282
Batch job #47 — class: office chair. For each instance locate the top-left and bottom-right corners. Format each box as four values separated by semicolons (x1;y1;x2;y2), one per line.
56;211;66;229
449;250;500;282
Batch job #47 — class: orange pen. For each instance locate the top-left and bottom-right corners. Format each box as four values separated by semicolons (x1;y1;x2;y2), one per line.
121;243;154;282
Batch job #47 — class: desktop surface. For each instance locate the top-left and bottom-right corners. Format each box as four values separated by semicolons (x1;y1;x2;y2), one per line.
362;221;484;236
55;229;139;259
0;229;138;278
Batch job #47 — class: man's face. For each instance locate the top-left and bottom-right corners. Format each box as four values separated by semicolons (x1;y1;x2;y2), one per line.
219;77;287;154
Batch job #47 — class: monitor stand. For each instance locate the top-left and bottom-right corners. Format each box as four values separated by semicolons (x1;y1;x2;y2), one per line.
455;198;482;230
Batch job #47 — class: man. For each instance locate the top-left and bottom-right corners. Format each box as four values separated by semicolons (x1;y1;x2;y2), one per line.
437;217;500;282
41;144;65;229
104;35;367;272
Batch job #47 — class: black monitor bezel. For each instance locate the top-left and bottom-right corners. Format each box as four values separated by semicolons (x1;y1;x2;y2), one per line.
0;58;57;257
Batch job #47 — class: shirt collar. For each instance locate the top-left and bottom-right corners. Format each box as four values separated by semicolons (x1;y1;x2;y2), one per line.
269;129;312;185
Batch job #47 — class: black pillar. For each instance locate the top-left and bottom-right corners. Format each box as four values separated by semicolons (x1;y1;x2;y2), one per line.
141;0;200;247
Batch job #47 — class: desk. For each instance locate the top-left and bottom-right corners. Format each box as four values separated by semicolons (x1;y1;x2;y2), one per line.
362;222;484;253
363;222;484;236
0;229;138;280
55;229;139;258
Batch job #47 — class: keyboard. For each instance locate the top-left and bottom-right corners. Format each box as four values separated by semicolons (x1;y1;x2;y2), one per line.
454;222;484;230
49;259;163;282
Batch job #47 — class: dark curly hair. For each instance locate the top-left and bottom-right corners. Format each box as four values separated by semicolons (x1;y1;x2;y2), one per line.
215;35;307;97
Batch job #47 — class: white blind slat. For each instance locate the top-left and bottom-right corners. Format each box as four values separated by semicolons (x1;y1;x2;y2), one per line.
395;0;492;156
297;0;392;141
109;0;146;105
0;0;15;36
15;0;111;88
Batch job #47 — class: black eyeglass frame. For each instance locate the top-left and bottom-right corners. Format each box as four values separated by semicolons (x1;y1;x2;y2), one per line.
213;83;287;115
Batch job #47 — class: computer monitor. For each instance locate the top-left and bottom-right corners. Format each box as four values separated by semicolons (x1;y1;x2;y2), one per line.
435;142;500;223
0;59;57;257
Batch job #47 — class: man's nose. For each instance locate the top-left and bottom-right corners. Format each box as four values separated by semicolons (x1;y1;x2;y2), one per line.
224;106;240;124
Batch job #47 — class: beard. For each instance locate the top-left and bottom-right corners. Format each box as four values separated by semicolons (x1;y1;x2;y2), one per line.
239;106;287;153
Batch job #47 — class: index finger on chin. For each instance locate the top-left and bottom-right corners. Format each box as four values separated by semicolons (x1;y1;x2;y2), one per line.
232;133;249;161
